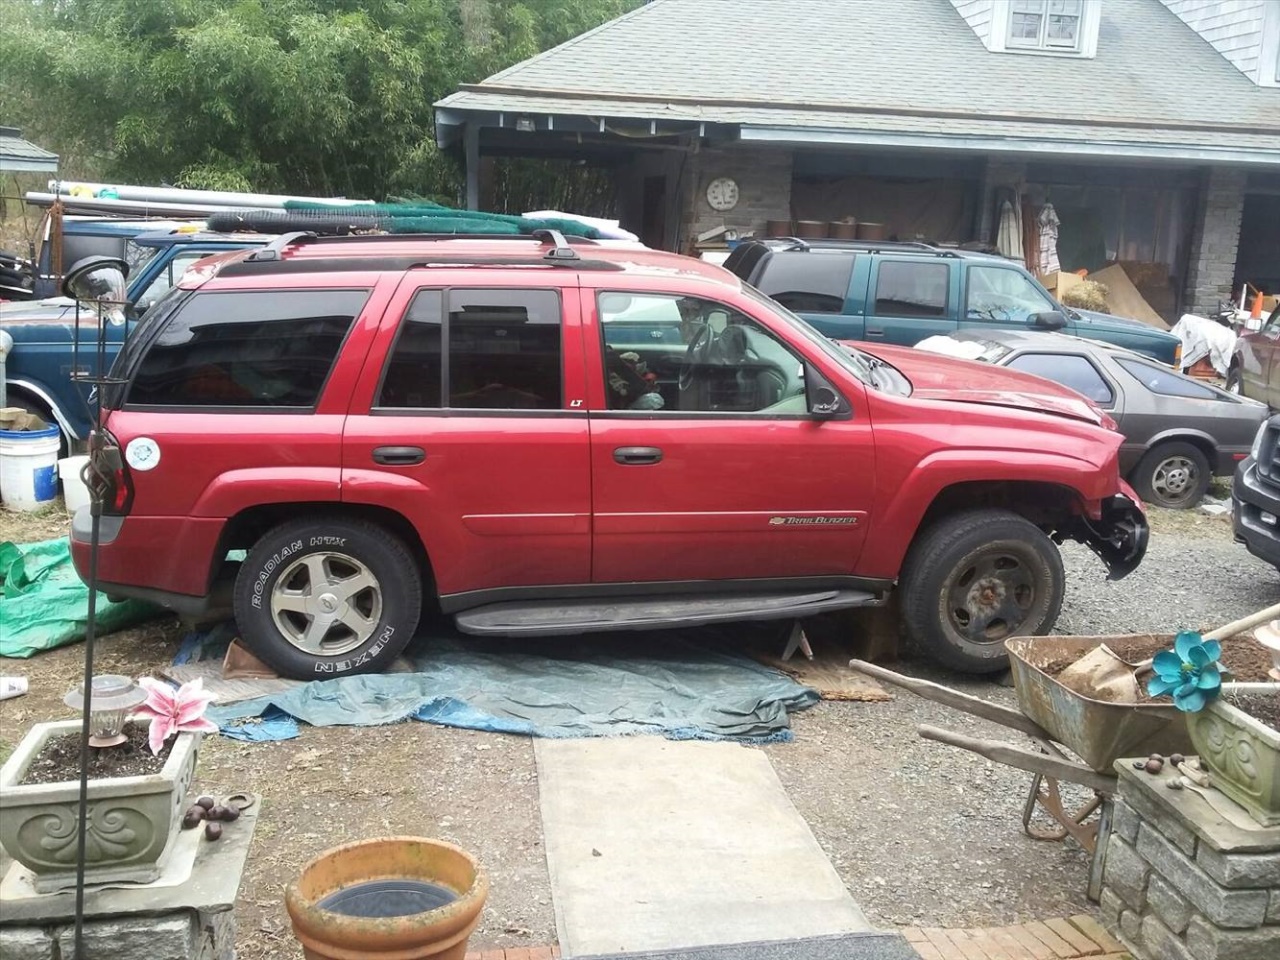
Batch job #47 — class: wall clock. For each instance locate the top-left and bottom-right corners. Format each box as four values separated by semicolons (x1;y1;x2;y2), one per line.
705;177;739;212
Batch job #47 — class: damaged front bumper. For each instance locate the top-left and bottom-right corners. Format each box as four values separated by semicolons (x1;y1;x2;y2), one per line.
1070;493;1149;581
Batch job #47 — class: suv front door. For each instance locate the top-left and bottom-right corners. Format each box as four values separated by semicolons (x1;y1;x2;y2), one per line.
584;289;875;584
343;276;592;598
864;258;958;345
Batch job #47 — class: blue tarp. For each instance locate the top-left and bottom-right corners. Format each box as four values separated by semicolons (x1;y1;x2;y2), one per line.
206;635;817;744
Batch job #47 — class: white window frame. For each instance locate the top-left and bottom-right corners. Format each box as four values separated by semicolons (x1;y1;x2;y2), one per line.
990;0;1100;58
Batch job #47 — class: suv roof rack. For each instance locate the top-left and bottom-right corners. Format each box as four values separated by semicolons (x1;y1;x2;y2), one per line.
241;228;593;265
763;237;943;253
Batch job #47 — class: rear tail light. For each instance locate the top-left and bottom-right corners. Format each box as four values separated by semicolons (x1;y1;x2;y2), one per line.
85;430;134;515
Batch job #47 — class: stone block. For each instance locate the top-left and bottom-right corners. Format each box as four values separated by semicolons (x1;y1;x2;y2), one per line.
56;915;195;960
195;909;236;960
1100;886;1125;929
1113;799;1141;843
1142;912;1196;960
1120;907;1144;948
1150;872;1196;934
1122;776;1199;856
1186;914;1280;960
1139;823;1270;928
0;927;56;960
1196;845;1280;889
1269;889;1280;925
1104;835;1151;909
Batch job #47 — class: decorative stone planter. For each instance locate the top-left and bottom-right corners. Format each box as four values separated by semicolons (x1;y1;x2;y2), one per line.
286;836;488;960
0;717;200;892
1185;683;1280;827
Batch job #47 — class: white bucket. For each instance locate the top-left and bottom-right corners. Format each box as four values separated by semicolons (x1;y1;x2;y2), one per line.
59;455;92;515
0;426;61;511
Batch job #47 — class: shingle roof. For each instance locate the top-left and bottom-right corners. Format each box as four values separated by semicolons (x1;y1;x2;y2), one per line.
0;127;59;172
438;0;1280;161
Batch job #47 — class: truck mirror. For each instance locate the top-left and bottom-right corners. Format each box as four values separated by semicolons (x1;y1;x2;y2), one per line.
1033;310;1068;331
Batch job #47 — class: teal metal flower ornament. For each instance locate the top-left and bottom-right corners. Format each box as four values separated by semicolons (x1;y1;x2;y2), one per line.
1146;631;1223;712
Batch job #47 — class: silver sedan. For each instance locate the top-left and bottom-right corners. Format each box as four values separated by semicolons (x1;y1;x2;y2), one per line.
917;330;1268;510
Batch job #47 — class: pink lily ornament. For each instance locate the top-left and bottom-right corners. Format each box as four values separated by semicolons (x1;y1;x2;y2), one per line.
135;677;217;755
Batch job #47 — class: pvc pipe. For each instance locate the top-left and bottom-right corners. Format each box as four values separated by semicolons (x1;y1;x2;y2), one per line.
0;329;11;408
48;180;372;210
25;192;250;218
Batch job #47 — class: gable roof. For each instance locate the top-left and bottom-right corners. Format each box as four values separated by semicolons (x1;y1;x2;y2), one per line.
437;0;1280;165
0;126;58;173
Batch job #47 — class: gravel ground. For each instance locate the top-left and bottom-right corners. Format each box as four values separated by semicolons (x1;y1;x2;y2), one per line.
2;502;1277;946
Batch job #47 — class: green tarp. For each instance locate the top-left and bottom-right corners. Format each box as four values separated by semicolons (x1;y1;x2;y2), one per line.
283;200;600;238
0;539;161;658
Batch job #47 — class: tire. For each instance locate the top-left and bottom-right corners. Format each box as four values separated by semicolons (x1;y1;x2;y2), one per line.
232;517;422;679
1130;441;1211;510
899;509;1065;674
207;208;380;236
1225;366;1243;396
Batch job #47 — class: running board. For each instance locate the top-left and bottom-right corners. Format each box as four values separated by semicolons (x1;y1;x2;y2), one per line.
454;589;880;637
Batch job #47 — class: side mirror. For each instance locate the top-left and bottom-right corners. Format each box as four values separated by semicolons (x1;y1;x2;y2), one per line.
806;367;848;420
1032;310;1068;331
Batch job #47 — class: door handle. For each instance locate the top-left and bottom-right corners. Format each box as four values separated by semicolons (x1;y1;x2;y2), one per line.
372;446;425;466
613;446;663;465
865;327;885;338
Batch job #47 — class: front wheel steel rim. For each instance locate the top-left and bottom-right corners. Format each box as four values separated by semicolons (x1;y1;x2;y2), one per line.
1152;456;1198;505
946;550;1037;644
270;552;382;656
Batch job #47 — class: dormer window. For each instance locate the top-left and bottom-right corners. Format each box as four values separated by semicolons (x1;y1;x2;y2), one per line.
1009;0;1083;51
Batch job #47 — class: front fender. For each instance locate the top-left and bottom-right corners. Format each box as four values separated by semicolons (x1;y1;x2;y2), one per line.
1075;491;1148;580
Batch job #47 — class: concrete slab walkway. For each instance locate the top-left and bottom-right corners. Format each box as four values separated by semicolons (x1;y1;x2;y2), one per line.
535;737;871;957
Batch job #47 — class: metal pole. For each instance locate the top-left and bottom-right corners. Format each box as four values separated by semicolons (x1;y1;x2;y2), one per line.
465;123;481;212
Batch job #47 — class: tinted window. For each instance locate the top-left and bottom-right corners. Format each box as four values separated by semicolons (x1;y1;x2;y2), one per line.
1116;357;1218;400
128;289;366;407
1007;353;1114;405
756;253;853;314
598;293;807;414
378;289;562;410
873;262;948;318
722;242;770;283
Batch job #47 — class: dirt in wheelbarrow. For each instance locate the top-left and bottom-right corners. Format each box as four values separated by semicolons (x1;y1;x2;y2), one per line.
1041;635;1276;702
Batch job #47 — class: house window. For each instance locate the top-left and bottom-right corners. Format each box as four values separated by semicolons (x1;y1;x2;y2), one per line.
1009;0;1082;51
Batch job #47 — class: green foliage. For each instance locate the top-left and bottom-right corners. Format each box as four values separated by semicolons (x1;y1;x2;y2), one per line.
0;0;641;207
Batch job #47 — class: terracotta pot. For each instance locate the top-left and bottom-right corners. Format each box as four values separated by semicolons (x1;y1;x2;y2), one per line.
855;222;886;241
793;220;829;239
286;837;489;960
829;220;858;240
765;219;792;237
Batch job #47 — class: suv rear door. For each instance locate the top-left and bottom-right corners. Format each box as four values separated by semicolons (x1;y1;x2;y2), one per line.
864;257;958;345
342;273;592;599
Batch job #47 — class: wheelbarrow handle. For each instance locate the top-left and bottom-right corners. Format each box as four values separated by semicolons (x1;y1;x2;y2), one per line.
1205;601;1280;642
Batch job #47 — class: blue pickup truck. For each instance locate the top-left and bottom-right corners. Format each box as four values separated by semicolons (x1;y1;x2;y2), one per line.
723;239;1184;366
1;228;265;445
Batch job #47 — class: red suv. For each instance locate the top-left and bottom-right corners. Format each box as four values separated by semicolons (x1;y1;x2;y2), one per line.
73;231;1148;677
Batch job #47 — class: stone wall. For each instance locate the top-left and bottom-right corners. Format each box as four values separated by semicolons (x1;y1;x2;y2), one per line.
0;908;234;960
686;146;793;246
1100;762;1280;960
1185;167;1247;316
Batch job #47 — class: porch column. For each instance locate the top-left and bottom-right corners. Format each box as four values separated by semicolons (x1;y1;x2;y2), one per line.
464;122;480;211
1185;167;1247;315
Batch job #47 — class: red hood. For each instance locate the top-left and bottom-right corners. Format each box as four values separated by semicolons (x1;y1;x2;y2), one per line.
849;341;1109;428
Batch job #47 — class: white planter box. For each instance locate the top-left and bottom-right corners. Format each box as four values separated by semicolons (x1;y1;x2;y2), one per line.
0;717;200;892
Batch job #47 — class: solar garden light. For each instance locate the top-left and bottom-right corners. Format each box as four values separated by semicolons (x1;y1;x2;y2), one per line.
61;255;130;326
63;675;147;748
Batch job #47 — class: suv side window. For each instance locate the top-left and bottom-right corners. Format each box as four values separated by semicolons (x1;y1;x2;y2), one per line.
598;292;808;414
873;262;948;318
127;289;368;408
754;252;853;314
1006;353;1114;405
378;288;562;411
966;265;1055;323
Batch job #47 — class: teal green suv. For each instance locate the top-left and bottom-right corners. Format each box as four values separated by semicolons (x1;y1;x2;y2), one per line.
724;239;1182;366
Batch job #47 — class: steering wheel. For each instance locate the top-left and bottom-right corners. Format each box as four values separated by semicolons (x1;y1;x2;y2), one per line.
678;323;714;392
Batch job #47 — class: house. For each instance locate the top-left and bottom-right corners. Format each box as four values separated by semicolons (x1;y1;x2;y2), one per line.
434;0;1280;319
0;127;58;174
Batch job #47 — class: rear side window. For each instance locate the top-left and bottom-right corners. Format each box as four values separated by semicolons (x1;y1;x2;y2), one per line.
1116;357;1218;400
873;262;949;318
126;289;367;408
756;253;853;314
378;288;562;411
1006;353;1114;405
